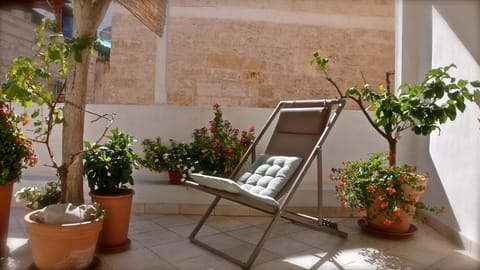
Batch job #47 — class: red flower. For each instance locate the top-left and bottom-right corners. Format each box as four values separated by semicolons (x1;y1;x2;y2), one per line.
212;102;220;108
386;187;396;195
366;185;374;193
383;219;393;226
380;201;388;209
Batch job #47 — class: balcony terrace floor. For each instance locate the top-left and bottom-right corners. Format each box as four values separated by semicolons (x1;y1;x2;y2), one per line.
3;207;480;270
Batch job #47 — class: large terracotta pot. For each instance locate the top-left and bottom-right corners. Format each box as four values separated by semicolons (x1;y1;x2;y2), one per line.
367;175;428;233
0;181;14;259
90;189;134;253
24;210;104;270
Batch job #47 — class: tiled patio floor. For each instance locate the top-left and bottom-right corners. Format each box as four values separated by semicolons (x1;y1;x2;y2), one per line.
4;207;480;270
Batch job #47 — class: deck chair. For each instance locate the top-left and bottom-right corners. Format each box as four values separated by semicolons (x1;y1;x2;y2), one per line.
184;98;347;269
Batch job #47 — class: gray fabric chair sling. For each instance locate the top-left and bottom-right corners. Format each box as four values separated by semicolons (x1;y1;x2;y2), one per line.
184;99;347;269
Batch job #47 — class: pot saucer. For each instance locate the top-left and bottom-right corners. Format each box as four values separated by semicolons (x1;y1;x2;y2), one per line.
357;219;417;239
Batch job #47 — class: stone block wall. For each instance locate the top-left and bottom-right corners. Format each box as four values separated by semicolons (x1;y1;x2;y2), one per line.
0;9;36;77
88;2;158;104
166;0;395;108
1;1;395;109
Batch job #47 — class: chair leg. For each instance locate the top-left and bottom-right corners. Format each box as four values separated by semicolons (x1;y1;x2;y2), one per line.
244;209;282;269
189;196;221;240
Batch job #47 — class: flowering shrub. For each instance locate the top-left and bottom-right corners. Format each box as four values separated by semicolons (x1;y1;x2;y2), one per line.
191;103;255;177
0;100;37;184
330;152;443;225
141;103;255;180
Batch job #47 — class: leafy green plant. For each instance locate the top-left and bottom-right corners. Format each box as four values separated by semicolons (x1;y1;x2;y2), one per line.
311;51;479;166
15;181;61;209
141;137;197;181
330;152;443;225
191;102;255;176
83;128;139;195
0;100;37;185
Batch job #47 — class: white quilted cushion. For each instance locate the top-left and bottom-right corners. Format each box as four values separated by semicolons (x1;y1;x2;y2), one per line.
236;154;302;198
190;154;302;206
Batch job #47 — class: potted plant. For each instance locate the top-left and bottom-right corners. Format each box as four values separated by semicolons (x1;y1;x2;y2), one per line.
191;102;255;177
1;18;110;268
311;50;479;234
0;100;37;259
83;128;140;252
15;181;61;212
141;137;196;184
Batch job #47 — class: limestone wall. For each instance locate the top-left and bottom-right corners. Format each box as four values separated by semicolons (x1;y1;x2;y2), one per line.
96;0;394;108
0;9;36;77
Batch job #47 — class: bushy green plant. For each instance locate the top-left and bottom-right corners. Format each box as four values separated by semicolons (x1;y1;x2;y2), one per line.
191;102;255;176
330;152;443;225
83;128;139;195
0;100;37;185
15;181;61;209
141;138;197;180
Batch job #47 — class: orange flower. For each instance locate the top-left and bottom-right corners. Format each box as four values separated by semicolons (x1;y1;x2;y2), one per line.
386;187;396;195
398;175;405;183
380;201;388;209
383;219;393;226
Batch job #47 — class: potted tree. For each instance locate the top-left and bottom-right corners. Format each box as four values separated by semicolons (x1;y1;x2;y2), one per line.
311;50;480;235
1;18;112;268
83;128;140;252
0;100;37;259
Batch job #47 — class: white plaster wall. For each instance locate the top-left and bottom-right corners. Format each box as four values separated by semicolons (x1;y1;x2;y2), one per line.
14;103;421;208
398;0;480;259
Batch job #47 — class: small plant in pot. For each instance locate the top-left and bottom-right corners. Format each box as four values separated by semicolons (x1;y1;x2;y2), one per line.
311;50;479;234
83;128;140;252
141;137;196;184
15;181;61;212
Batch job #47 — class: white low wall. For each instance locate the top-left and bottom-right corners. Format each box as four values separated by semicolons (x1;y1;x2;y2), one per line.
15;103;419;209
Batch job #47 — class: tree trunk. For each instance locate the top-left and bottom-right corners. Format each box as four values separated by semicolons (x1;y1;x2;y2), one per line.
62;0;111;204
388;138;397;167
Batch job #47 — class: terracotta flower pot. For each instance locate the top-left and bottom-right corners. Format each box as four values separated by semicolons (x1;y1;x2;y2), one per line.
24;210;103;270
0;181;14;259
168;170;182;184
366;175;428;233
90;189;134;253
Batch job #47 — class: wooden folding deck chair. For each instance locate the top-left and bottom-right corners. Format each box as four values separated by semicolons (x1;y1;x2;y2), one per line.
184;98;347;269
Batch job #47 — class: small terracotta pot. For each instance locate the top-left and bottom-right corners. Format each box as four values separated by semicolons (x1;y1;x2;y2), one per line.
90;189;134;253
24;210;103;270
168;170;182;184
